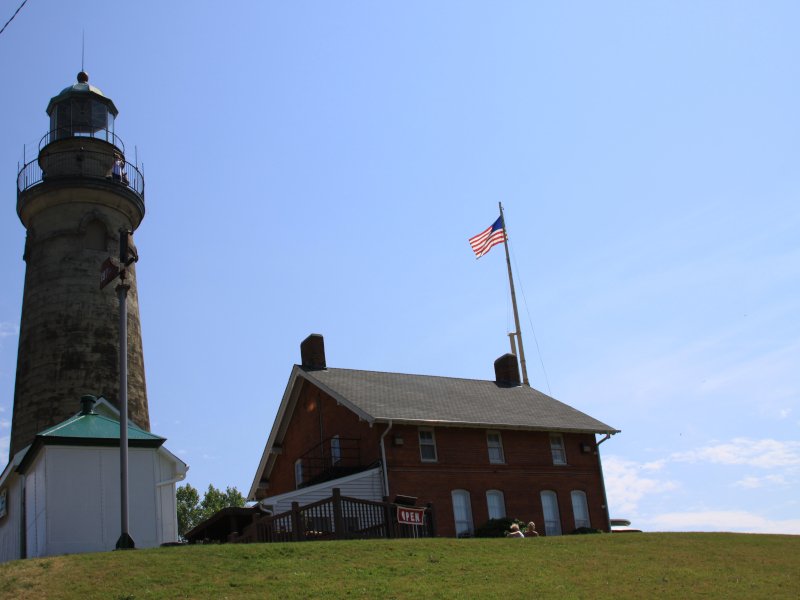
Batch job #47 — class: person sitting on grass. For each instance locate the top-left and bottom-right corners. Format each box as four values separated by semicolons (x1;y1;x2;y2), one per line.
524;522;540;537
506;523;525;538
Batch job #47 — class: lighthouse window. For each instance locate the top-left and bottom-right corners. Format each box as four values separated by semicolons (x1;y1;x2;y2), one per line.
72;98;92;134
84;220;107;251
54;103;71;139
90;100;108;132
52;98;110;138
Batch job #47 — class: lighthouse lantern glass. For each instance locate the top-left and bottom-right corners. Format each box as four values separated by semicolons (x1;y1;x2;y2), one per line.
51;97;115;141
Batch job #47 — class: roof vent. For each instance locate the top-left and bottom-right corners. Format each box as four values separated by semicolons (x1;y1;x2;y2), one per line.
494;353;521;387
80;394;97;415
300;334;326;370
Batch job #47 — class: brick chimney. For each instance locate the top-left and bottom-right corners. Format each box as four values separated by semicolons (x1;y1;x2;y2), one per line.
494;353;521;386
300;334;326;370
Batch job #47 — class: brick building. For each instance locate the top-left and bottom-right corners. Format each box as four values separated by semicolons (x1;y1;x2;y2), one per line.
248;334;619;537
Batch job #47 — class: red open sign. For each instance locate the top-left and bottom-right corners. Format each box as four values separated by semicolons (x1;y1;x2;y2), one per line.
397;506;425;526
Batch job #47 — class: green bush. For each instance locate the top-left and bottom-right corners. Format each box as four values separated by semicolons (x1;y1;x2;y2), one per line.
571;527;601;535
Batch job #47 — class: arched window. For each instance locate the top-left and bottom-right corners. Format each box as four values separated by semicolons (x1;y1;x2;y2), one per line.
84;219;107;251
451;490;474;537
571;490;591;529
540;490;562;536
486;490;506;520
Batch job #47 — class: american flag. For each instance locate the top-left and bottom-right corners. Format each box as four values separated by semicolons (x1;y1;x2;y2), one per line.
468;216;506;258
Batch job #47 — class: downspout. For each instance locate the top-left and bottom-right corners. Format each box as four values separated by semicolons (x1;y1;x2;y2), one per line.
379;420;393;497
19;473;26;560
156;473;188;544
595;432;616;531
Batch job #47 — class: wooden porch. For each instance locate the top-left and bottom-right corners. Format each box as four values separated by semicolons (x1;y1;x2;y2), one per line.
186;489;436;544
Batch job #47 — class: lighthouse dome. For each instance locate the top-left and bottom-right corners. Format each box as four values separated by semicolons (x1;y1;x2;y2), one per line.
46;71;119;119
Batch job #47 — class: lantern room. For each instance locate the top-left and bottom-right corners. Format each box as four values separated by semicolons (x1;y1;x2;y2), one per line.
44;71;119;146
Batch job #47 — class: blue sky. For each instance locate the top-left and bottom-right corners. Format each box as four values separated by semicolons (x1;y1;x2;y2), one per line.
1;1;798;534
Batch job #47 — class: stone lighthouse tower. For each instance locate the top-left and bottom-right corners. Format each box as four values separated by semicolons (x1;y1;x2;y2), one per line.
10;73;150;457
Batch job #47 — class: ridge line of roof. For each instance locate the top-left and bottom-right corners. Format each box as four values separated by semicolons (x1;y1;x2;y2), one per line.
300;365;543;389
38;414;84;436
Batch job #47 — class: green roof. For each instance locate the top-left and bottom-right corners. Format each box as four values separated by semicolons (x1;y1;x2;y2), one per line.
16;409;166;474
37;412;165;445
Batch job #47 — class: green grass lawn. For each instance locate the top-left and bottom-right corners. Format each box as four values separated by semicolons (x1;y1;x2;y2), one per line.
1;533;798;599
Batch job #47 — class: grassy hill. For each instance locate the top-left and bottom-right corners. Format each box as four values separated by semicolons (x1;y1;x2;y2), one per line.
1;533;798;599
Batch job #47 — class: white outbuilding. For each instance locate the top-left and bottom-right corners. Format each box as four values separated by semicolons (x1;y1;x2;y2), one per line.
0;396;187;563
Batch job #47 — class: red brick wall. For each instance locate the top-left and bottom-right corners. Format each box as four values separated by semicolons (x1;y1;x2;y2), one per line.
268;380;610;538
384;425;609;537
267;380;383;495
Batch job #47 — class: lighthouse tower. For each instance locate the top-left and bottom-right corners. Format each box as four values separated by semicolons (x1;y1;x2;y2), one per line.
10;73;150;457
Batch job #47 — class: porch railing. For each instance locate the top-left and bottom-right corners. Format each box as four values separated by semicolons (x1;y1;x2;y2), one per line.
230;489;435;543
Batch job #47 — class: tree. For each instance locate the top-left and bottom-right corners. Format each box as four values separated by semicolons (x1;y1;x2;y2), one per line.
176;484;201;539
200;484;245;517
176;483;245;538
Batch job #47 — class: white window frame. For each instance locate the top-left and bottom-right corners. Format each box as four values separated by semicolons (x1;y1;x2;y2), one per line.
485;490;506;520
487;431;505;464
451;489;474;537
571;490;591;530
331;435;341;465
550;433;567;465
418;428;438;462
294;459;303;488
540;490;562;536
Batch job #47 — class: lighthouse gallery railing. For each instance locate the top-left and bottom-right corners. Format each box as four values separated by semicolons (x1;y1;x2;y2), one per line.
17;148;145;201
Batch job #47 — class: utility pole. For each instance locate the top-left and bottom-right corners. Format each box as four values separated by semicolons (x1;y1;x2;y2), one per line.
115;229;137;550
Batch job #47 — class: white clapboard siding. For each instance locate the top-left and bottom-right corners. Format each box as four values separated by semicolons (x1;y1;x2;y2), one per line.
262;467;384;515
0;442;185;563
0;473;22;563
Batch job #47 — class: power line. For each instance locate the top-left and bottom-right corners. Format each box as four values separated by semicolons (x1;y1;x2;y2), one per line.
509;240;553;396
0;0;29;38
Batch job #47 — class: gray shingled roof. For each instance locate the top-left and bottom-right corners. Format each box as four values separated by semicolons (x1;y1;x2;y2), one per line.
301;367;618;434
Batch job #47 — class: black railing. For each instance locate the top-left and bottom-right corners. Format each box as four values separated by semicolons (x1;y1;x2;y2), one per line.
39;127;125;153
297;437;362;488
17;149;144;201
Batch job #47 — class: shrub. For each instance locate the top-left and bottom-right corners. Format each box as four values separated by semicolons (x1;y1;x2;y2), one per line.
571;527;601;535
